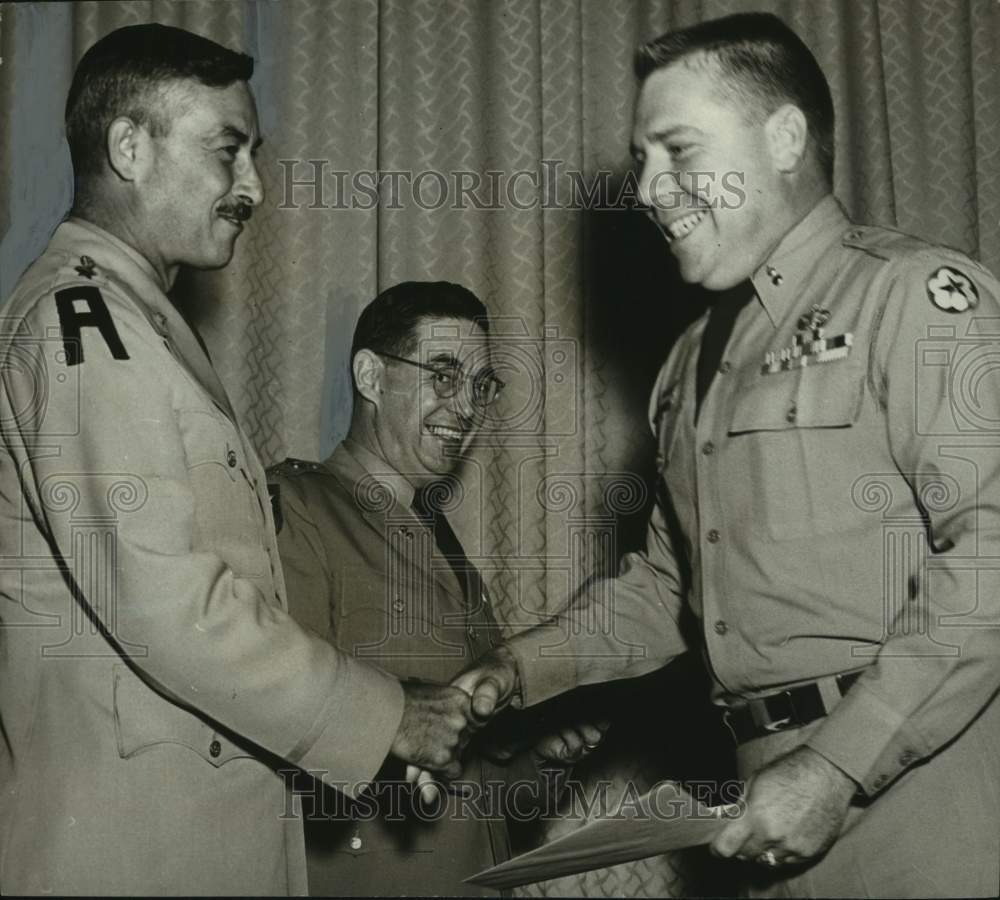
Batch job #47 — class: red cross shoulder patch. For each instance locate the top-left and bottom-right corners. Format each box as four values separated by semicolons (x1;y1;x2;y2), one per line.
927;266;979;313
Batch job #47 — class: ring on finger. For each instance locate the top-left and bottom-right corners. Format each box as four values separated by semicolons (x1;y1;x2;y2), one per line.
757;849;780;868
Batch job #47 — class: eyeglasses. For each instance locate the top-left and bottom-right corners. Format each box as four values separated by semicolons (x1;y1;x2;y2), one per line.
376;352;505;408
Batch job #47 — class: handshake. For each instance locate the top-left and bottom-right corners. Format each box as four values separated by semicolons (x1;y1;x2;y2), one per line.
390;646;607;797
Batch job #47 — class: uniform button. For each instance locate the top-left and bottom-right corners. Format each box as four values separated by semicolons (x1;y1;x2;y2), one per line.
467;625;477;639
707;528;720;543
209;740;221;758
349;836;363;850
701;441;715;456
718;361;731;375
392;600;405;613
713;619;728;635
898;750;918;767
872;774;888;789
785;404;797;424
227;450;238;467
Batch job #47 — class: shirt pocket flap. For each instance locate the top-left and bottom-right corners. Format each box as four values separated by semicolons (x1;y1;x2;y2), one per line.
178;408;241;482
730;364;865;434
113;664;252;767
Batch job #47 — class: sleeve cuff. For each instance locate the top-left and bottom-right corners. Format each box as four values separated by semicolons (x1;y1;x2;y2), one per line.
805;680;930;796
506;625;580;708
293;656;405;798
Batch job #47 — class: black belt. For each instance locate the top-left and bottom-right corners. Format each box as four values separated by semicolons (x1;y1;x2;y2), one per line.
722;671;863;745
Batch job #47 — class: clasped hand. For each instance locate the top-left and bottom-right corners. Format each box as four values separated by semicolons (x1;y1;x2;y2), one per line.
390;679;479;781
398;646;579;801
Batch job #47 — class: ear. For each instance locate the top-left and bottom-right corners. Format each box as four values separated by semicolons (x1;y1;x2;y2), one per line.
765;103;809;174
106;116;149;182
353;349;384;407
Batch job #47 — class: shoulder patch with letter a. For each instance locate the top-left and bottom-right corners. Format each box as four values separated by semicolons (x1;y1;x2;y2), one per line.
927;266;979;313
54;285;130;366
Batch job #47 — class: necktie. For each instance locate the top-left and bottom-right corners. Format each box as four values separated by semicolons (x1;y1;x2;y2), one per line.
411;484;483;613
695;279;756;421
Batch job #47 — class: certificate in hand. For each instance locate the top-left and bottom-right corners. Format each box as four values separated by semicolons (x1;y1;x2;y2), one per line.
465;780;740;890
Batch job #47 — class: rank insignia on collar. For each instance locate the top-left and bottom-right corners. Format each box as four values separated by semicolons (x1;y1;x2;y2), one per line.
928;266;978;313
74;255;97;279
762;304;853;375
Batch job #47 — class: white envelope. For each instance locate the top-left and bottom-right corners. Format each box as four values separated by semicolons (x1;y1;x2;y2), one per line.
466;780;741;890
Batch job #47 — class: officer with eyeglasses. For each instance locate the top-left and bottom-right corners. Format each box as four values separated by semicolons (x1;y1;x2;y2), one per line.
374;348;504;409
267;281;605;896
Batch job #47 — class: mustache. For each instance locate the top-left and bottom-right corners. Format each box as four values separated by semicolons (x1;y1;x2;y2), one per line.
217;202;253;222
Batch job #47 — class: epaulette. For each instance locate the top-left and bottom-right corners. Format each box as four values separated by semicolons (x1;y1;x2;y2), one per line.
843;225;994;281
9;252;112;314
266;458;327;534
44;252;119;294
840;225;933;262
266;457;325;479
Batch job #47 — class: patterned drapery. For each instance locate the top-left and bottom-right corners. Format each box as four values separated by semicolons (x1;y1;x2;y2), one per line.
2;1;998;895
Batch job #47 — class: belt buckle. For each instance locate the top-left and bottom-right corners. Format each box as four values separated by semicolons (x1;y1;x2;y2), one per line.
763;715;793;733
761;690;795;732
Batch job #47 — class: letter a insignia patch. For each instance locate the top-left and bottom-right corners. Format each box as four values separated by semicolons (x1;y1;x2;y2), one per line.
54;286;130;366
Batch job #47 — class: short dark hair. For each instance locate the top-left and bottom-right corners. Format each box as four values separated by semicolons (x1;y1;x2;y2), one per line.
635;13;834;185
65;23;253;177
351;281;489;362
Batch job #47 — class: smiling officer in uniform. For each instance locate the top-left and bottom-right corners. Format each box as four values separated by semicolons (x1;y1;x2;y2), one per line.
451;13;1000;898
0;26;473;896
269;282;605;896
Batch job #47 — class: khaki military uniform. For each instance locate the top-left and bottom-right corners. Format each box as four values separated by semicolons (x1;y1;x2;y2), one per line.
509;196;1000;896
269;442;539;897
0;219;404;895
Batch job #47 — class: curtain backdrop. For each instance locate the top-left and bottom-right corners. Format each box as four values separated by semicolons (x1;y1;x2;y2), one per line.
2;1;998;896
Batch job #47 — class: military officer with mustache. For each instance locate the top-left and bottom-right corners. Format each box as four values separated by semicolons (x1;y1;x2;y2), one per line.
0;26;473;896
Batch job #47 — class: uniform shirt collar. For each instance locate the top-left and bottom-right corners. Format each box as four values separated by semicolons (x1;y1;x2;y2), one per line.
338;438;417;512
750;194;852;327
